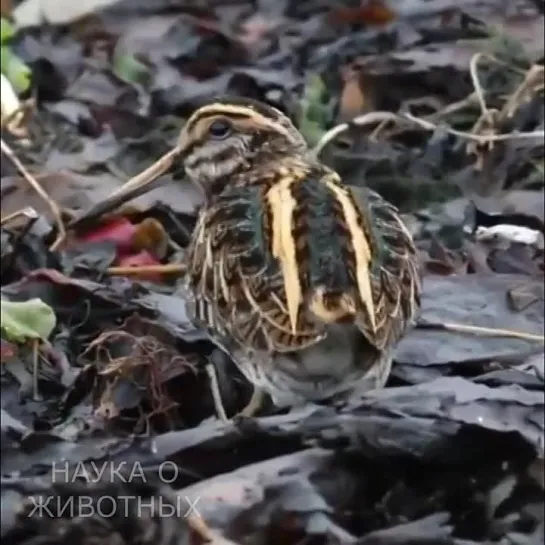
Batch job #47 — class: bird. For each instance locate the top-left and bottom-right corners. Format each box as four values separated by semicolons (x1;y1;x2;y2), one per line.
70;97;422;418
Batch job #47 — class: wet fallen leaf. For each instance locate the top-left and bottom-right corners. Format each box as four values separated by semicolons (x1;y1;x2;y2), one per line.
395;273;544;369
1;298;56;343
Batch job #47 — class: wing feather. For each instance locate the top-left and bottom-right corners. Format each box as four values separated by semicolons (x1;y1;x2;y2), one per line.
349;186;422;350
186;181;324;353
185;165;421;355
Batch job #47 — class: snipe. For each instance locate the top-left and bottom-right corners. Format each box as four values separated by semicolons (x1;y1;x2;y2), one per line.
71;97;422;418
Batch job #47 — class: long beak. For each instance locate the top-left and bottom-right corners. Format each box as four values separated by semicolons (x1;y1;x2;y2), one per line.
68;146;182;229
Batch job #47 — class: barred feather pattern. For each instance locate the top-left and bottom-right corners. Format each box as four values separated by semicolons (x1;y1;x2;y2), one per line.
184;156;421;404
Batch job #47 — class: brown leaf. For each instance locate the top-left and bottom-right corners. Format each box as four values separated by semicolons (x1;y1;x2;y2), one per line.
338;65;368;121
1;0;11;17
328;1;397;26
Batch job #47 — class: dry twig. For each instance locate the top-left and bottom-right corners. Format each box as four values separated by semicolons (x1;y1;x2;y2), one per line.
186;511;239;544
0;206;38;226
313;109;544;158
501;64;545;120
403;112;544;143
106;264;186;276
0;138;66;250
206;363;229;422
312;111;400;155
417;321;544;343
313;55;544;158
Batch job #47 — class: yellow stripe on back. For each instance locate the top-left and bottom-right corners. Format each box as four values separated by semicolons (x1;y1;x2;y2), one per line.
322;177;376;332
266;176;301;334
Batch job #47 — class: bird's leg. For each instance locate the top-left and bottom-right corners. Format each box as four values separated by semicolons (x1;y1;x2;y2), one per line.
205;362;229;423
206;349;267;420
236;388;265;418
206;362;264;420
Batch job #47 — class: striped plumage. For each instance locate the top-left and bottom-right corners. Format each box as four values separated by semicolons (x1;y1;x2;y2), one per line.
177;97;421;408
70;97;421;412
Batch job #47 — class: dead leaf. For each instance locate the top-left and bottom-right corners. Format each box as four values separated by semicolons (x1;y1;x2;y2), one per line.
337;65;370;122
329;1;397;26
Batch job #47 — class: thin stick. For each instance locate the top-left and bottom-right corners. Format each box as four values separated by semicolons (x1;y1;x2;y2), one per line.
205;363;229;422
32;339;40;401
417;321;544;343
428;92;478;120
369;118;393;141
401;112;544;143
0;206;38;226
469;52;496;124
501;64;544;120
312;110;544;159
1;138;66;250
312;111;400;156
237;388;265;418
106;264;186;276
186;511;238;544
187;512;215;540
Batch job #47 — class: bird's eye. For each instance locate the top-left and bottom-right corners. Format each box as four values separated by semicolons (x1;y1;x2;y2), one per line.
208;119;232;140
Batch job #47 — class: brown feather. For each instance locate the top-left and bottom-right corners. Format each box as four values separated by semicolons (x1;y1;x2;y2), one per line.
180;98;420;369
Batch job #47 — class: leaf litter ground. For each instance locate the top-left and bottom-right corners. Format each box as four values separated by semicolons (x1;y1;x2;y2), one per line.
0;1;544;544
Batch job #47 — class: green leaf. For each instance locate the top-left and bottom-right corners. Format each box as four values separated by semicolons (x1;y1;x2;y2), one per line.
1;18;15;43
1;44;12;73
1;299;57;343
113;52;150;86
1;19;33;93
297;74;331;147
1;48;31;92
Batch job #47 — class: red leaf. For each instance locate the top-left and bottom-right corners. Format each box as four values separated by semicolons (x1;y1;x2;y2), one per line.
76;217;137;254
1;339;17;360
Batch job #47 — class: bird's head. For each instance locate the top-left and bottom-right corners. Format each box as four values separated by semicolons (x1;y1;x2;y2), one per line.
69;98;308;227
177;97;308;193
